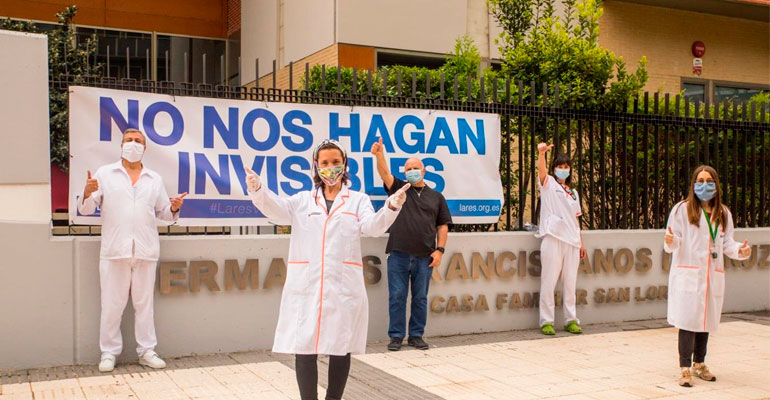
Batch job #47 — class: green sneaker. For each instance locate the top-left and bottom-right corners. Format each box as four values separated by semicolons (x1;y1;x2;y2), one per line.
565;321;582;334
541;323;556;335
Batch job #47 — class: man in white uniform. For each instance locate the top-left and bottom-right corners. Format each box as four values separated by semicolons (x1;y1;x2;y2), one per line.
78;128;186;372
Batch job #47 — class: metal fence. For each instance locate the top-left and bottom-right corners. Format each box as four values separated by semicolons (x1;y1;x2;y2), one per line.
50;66;770;233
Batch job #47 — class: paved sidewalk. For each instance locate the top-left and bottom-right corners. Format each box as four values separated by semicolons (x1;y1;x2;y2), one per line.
1;312;768;399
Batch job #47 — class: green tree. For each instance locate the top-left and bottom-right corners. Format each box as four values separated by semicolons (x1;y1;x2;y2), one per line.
488;0;648;109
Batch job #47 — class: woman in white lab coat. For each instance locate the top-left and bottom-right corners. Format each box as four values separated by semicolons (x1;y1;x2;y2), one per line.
536;142;587;336
245;139;409;400
664;165;751;387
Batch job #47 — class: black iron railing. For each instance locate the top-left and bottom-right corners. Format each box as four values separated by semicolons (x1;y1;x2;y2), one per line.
50;67;770;233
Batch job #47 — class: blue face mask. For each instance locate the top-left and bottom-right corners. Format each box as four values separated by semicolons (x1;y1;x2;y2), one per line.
405;169;422;184
554;168;570;181
694;182;717;202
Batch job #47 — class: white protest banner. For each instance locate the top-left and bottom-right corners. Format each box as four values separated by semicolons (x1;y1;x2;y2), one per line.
69;86;503;226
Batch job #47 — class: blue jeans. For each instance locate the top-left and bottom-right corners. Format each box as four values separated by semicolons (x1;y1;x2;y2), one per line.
387;251;432;339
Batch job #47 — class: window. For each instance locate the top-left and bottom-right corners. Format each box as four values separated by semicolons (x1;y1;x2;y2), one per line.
683;82;705;103
227;32;241;86
715;86;764;103
157;35;226;85
77;28;152;80
377;51;446;69
681;78;767;104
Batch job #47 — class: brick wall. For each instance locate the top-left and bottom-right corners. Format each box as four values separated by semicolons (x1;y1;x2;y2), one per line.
600;2;770;95
227;0;241;37
246;44;340;90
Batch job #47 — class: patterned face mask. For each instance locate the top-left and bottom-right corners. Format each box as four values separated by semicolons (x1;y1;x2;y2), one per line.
317;165;345;186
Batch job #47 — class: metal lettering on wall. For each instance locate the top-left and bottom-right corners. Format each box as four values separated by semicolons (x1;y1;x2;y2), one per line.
159;245;770;314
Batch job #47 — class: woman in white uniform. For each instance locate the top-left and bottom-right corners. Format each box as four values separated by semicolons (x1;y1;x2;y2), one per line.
664;165;751;387
245;139;409;400
536;142;587;336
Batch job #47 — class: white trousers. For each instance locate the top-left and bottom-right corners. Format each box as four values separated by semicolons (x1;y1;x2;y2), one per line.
539;235;580;327
99;258;158;356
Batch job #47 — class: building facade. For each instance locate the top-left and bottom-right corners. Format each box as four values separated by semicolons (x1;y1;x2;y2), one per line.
239;0;769;102
0;0;242;85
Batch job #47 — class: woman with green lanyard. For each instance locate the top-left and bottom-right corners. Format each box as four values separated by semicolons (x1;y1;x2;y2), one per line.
664;165;752;387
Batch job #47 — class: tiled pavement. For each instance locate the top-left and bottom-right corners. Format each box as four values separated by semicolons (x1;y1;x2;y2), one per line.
1;312;768;399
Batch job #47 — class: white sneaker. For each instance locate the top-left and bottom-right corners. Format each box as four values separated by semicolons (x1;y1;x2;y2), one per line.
98;353;116;373
138;350;167;369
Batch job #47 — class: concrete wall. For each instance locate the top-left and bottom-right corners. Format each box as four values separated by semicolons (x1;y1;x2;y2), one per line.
0;31;49;186
240;0;278;85
1;227;768;371
600;1;770;94
0;31;50;223
283;0;335;67
0;223;74;370
337;0;468;55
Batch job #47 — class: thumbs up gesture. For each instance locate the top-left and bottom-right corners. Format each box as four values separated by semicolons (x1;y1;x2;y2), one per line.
170;192;187;213
84;170;99;199
537;142;553;154
664;226;675;246
738;240;751;258
370;137;384;156
388;183;411;210
244;167;262;193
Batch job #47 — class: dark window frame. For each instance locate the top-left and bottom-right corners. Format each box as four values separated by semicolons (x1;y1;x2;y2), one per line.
681;77;768;104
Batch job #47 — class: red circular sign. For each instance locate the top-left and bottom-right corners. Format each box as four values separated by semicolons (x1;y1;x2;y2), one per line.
692;41;706;57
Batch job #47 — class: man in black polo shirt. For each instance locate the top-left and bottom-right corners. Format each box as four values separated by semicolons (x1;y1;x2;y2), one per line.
370;138;452;351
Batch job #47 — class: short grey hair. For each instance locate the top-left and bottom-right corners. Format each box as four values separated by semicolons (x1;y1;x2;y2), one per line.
122;128;146;145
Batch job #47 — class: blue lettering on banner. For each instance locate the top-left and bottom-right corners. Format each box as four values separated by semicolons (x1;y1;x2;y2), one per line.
242;108;280;151
282;110;314;151
371;199;500;217
181;199;265;218
361;114;395;153
143;102;184;145
330;113;361;151
100;97;139;141
394;115;424;154
89;93;499;223
446;199;501;216
203;106;239;149
426;117;459;154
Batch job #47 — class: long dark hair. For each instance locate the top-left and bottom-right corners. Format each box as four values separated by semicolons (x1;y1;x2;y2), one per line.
312;142;349;189
685;165;726;230
550;153;573;186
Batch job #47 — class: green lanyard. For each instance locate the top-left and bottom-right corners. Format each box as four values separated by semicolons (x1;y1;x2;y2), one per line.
703;208;719;248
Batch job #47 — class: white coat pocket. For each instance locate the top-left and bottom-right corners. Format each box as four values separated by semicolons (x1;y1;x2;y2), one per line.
673;266;700;293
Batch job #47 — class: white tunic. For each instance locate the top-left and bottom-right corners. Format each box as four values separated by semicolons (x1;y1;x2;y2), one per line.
77;161;178;261
249;184;400;356
664;202;747;332
537;175;582;248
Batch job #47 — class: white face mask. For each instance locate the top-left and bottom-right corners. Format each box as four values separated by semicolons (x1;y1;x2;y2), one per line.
121;141;145;162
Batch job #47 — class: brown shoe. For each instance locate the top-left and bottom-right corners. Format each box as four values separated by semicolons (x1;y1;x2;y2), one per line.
692;363;716;381
679;367;694;387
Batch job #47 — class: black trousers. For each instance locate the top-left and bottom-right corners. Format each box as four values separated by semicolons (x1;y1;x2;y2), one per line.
295;353;351;400
678;329;709;367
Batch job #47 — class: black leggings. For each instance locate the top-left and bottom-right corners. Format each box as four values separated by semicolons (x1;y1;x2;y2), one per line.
678;329;709;367
295;353;351;400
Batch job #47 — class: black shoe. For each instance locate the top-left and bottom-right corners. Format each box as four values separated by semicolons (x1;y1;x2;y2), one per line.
387;337;403;351
407;336;429;350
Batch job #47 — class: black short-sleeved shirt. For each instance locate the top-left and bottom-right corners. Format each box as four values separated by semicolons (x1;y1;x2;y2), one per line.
385;178;453;257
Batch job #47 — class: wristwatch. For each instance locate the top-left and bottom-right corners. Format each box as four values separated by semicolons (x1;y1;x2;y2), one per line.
436;247;445;253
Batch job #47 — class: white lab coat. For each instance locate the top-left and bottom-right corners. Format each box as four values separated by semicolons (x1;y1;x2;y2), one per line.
249;184;401;356
664;202;747;333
